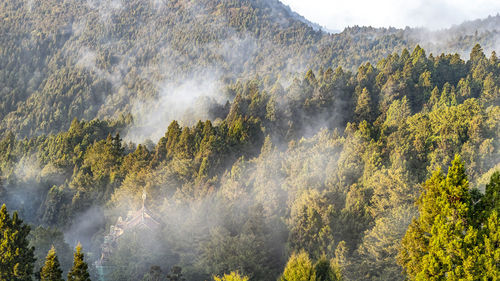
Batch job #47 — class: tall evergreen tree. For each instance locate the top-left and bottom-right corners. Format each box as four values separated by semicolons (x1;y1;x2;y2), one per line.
355;88;373;122
40;247;64;281
483;172;500;215
477;173;500;279
0;204;35;281
67;243;91;281
398;156;495;280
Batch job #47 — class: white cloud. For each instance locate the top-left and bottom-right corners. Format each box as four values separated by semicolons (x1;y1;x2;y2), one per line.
280;0;500;30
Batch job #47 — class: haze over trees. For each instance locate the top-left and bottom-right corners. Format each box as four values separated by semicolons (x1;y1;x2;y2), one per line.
0;0;499;281
1;0;500;137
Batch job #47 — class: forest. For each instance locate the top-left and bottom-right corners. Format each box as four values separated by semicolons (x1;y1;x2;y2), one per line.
2;0;500;138
0;0;499;281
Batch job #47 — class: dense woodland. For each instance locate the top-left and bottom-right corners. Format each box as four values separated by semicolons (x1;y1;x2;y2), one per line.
0;0;499;281
2;0;500;137
1;42;499;280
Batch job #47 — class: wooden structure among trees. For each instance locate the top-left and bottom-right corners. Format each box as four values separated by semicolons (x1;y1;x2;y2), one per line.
96;189;161;280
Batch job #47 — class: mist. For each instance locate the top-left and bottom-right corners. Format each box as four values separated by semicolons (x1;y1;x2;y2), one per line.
0;1;499;281
125;73;225;142
281;0;500;31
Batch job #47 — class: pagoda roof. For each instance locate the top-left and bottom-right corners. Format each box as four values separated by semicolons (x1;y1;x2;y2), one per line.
123;205;161;231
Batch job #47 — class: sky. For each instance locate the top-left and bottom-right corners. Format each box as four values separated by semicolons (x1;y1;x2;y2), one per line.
280;0;500;31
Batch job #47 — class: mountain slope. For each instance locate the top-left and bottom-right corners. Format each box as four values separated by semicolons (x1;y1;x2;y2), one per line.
1;0;499;138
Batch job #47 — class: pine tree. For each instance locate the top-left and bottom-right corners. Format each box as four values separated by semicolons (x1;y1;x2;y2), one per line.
427;86;440;110
67;243;91;281
40;247;64;281
477;173;500;279
355;88;372;122
279;251;316;281
0;204;35;281
484;172;500;213
165;120;181;158
469;44;486;66
398;156;487;280
480;210;500;279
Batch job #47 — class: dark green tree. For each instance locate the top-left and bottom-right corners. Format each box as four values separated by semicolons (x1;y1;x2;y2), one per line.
483;172;500;215
355;88;373;121
313;256;342;281
0;204;35;281
476;173;500;279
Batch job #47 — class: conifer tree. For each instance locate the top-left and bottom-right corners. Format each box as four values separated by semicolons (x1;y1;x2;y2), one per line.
480;210;500;279
67;243;91;281
0;204;35;281
477;173;500;279
483;172;500;214
355;88;372;122
40;246;64;281
398;156;491;280
279;251;316;281
165;120;182;158
427;86;440;109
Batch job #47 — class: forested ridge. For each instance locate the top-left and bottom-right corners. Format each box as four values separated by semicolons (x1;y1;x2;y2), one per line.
1;40;499;280
1;0;500;138
0;0;499;280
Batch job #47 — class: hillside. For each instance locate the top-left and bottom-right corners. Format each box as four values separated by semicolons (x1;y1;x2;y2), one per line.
1;42;499;280
0;2;499;281
1;0;500;139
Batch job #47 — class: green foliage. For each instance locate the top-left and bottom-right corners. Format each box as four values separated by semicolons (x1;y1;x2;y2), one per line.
279;252;343;281
106;231;174;281
0;0;499;137
67;243;91;281
355;88;373;122
200;204;282;281
0;204;35;281
483;172;500;215
313;256;342;281
29;227;72;277
356;206;414;281
0;41;499;281
213;271;249;281
398;157;500;280
279;251;316;281
40;247;64;281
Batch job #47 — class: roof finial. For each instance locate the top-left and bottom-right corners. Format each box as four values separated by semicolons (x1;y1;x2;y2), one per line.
142;187;147;208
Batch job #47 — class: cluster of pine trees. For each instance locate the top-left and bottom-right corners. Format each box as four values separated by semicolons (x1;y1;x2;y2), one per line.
0;204;91;281
0;41;499;280
1;0;500;137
